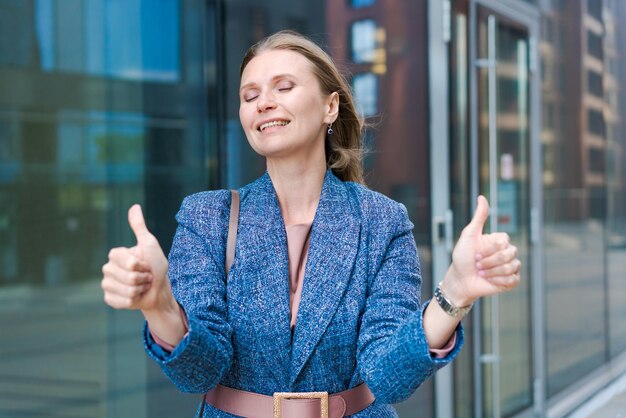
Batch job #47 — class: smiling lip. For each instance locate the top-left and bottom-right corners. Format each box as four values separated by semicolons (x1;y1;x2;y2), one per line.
257;119;290;132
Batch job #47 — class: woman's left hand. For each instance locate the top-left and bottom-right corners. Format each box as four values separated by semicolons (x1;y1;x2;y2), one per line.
441;195;522;307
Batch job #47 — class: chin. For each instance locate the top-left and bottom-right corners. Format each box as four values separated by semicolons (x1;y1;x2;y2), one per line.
250;139;296;158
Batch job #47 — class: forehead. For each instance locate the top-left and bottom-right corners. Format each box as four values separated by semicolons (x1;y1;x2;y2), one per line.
240;49;316;85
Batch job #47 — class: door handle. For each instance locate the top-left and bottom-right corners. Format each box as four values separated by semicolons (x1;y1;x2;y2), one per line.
432;209;454;254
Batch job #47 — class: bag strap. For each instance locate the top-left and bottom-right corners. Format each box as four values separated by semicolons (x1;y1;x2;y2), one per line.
225;190;240;275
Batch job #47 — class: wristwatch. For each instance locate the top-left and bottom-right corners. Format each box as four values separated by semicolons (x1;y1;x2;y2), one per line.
433;282;473;318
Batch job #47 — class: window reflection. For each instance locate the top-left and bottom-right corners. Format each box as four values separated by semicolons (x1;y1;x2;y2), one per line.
587;31;603;60
34;0;180;81
542;0;614;397
587;70;603;97
587;0;603;21
604;0;626;359
352;73;378;117
587;108;605;136
350;0;375;8
0;0;210;415
350;20;377;63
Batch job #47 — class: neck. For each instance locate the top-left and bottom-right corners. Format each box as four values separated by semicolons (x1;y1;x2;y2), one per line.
266;153;327;227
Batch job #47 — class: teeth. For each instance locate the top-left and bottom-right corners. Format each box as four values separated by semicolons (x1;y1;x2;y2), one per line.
260;120;289;131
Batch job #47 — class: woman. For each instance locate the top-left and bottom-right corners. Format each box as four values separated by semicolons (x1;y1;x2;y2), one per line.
101;30;521;417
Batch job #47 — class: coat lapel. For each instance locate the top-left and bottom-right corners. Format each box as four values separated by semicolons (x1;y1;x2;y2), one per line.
289;171;361;385
238;173;292;387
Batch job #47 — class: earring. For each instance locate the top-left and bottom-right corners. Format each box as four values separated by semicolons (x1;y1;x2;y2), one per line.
327;124;334;135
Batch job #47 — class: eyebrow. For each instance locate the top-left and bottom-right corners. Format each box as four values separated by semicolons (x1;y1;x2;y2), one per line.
239;74;296;93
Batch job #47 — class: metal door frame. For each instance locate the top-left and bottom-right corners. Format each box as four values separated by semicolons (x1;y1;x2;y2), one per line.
428;0;543;416
468;1;543;417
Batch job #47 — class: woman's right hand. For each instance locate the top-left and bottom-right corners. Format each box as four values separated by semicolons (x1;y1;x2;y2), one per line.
101;204;172;312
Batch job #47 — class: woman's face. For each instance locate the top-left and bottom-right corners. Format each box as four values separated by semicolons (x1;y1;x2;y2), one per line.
239;49;338;160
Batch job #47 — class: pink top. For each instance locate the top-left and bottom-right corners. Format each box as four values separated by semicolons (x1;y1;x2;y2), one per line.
285;223;313;330
152;221;455;357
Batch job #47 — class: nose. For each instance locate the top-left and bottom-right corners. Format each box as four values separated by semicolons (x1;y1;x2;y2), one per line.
257;90;276;112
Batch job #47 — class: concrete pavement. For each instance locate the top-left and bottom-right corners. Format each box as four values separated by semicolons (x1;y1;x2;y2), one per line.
568;372;626;418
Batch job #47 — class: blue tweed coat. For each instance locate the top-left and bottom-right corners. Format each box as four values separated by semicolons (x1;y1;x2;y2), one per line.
144;170;463;417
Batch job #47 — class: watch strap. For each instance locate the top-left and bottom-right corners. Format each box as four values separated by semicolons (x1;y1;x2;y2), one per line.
434;282;473;318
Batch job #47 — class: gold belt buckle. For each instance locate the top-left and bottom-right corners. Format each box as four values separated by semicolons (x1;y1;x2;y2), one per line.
273;391;329;418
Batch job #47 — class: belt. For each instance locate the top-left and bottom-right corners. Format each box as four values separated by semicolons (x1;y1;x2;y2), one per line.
204;383;375;418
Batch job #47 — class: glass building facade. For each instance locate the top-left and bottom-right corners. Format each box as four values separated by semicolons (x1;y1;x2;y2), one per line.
0;0;624;417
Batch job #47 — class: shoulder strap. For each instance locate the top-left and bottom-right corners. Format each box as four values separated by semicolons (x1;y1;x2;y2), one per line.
225;190;240;275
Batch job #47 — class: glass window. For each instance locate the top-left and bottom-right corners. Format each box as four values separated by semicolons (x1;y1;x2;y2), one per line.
0;121;18;286
350;19;377;63
588;0;603;22
0;1;216;415
0;2;39;67
587;31;603;60
351;0;375;8
588;108;605;136
588;147;605;173
352;73;378;117
605;0;626;360
34;0;180;81
0;120;18;164
587;70;603;97
543;0;609;398
589;185;606;219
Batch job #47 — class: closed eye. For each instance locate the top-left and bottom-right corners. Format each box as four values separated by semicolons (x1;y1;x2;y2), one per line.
276;81;294;93
244;95;259;102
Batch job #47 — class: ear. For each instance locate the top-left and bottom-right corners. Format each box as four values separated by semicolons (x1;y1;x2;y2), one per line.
323;91;340;124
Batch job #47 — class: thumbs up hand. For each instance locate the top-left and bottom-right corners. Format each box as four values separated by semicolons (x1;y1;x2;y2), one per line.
101;205;171;312
441;196;522;307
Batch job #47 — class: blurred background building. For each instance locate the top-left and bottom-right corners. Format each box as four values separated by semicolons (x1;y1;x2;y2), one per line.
0;0;624;417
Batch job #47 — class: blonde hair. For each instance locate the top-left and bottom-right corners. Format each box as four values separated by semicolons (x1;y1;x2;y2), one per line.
240;30;365;184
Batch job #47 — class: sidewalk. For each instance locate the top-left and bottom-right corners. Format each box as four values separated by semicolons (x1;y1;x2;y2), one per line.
568;372;626;418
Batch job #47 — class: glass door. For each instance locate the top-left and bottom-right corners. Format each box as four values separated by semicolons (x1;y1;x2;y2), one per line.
461;1;540;416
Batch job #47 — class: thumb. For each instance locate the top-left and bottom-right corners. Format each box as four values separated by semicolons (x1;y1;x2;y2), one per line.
128;204;153;246
462;195;490;238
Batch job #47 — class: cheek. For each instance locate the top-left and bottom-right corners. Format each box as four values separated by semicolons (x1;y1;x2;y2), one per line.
300;97;326;123
239;109;260;144
238;107;246;127
239;105;254;130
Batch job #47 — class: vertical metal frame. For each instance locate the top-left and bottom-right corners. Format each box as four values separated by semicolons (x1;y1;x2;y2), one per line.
468;0;544;417
427;0;454;416
468;6;483;416
211;0;228;189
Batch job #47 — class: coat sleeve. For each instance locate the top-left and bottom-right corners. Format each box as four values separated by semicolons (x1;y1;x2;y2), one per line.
356;202;463;404
142;191;233;394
